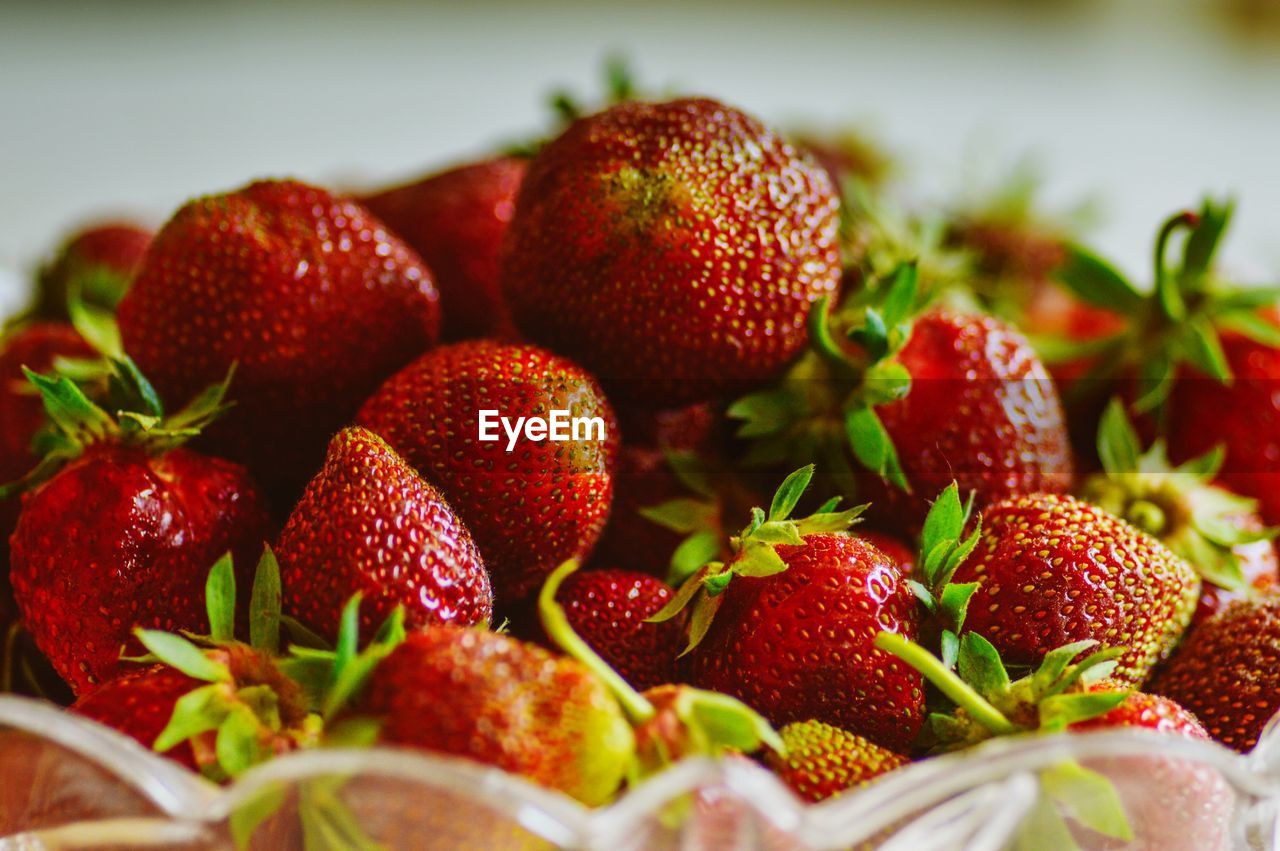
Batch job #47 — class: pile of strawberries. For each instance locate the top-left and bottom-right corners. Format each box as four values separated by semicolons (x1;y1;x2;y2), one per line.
3;70;1280;845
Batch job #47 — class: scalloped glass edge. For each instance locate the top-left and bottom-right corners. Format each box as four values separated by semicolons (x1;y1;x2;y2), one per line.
6;695;1280;849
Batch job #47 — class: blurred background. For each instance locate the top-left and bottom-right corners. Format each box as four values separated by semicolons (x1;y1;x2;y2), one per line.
3;0;1279;317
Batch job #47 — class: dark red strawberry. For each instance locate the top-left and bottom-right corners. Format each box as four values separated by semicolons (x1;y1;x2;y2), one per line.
1081;400;1278;627
733;264;1073;531
71;665;203;770
361;156;525;341
1165;329;1280;528
501;97;841;405
656;466;923;750
5;368;269;694
1151;595;1280;752
276;427;492;642
0;322;95;563
31;221;153;318
117;179;441;501
952;493;1200;686
356;340;617;605
856;530;914;575
767;720;909;802
548;567;683;691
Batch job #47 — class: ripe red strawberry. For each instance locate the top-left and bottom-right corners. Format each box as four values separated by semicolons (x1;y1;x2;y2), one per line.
734;265;1073;530
766;720;909;803
548;567;683;691
1081;400;1278;627
276;427;492;642
117;179;441;501
71;665;204;770
1151;595;1280;752
1165;330;1280;528
952;493;1200;686
360;625;633;806
356;340;617;605
31;221;153;318
658;466;923;750
0;322;95;562
361;156;526;341
501;97;841;405
6;369;269;694
1071;688;1209;739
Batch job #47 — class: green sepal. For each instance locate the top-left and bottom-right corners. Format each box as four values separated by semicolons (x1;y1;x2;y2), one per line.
322;605;406;721
674;688;784;758
1182;317;1232;383
216;704;270;778
640;498;718;534
67;286;124;360
956;632;1010;697
768;464;812;521
1055;245;1144;314
153;683;231;753
668;531;722;585
205;553;237;643
938;582;979;635
844;405;910;493
1039;691;1130;731
1039;760;1135;842
1096;399;1140;476
250;546;283;655
134;629;231;683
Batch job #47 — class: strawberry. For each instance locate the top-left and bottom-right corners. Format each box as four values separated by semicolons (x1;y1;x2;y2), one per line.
5;367;269;694
1165;328;1280;528
356;340;617;605
878;632;1231;849
0;322;95;566
72;552;320;780
732;265;1073;530
30;221;153;318
547;567;683;691
361;157;526;341
276;427;492;642
655;466;924;750
116;179;441;501
358;624;633;806
1081;400;1278;626
766;720;909;803
951;492;1200;686
500;97;842;406
1151;595;1280;752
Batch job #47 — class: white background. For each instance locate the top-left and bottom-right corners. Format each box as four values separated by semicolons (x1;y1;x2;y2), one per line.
3;0;1279;318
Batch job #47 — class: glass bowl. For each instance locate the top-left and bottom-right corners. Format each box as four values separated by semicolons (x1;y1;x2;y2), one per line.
3;695;1280;850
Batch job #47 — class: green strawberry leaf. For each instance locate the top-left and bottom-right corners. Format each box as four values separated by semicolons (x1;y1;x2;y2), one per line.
730;542;788;578
640;498;717;533
938;582;979;634
1182;318;1232;383
216;704;269;778
920;484;965;580
1096;400;1140;476
250;546;283;655
1039;760;1135;842
1180;198;1232;286
861;359;912;407
940;629;960;670
1056;246;1144;314
1031;639;1099;695
844;405;910;493
879;262;919;331
205;553;237;643
727;388;796;438
281;615;330;651
67;286;125;360
135;629;231;683
678;688;784;757
668;531;722;585
1039;691;1129;731
957;632;1010;698
1216;310;1280;349
684;593;725;656
153;683;230;753
768;464;814;521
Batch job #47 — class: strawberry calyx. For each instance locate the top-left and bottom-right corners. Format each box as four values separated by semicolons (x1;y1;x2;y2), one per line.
907;483;984;665
874;632;1127;751
637;449;735;585
122;549;321;782
1080;399;1277;592
1049;197;1280;414
0;357;233;499
647;464;866;652
539;560;783;782
729;263;922;496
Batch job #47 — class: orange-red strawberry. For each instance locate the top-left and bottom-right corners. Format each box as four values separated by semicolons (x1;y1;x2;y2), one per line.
657;466;923;750
501;97;841;406
359;625;633;806
361;156;525;341
31;221;153;318
953;493;1200;686
276;427;492;642
1151;595;1280;752
549;567;683;691
117;179;440;501
733;265;1073;531
5;369;269;694
356;340;617;605
767;720;909;803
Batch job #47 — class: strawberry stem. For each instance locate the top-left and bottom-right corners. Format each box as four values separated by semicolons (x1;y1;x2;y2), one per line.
874;631;1015;735
538;560;656;724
